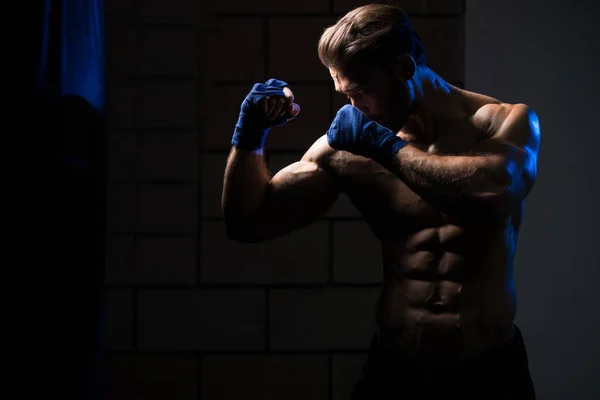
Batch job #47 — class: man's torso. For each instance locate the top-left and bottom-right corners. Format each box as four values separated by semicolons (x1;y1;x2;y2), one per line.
321;90;522;361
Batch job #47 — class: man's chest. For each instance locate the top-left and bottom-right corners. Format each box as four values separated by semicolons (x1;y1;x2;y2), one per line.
400;116;483;155
336;125;484;234
339;159;445;235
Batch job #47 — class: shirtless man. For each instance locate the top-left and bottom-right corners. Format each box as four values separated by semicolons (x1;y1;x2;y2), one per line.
222;4;540;399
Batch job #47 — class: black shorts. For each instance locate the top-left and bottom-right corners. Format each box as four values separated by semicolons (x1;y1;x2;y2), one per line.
351;325;536;400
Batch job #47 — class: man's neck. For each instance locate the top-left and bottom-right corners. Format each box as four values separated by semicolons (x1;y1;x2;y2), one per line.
405;67;463;143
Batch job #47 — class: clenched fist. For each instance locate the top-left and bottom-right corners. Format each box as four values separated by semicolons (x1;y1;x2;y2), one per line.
231;78;301;151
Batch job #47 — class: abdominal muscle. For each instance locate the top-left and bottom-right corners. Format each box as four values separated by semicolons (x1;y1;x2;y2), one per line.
334;145;520;362
374;235;517;362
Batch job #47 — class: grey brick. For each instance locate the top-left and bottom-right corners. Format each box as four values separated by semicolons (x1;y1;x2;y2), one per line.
410;16;465;84
139;28;198;77
106;183;138;233
201;84;248;150
135;236;197;285
104;0;138;25
333;220;383;283
332;354;369;400
137;184;197;233
106;82;138;131
105;235;136;284
104;288;134;351
137;81;198;130
200;221;329;284
202;354;328;400
200;153;227;218
209;18;266;83
269;287;380;350
269;17;337;82
137;289;266;351
135;132;199;181
106;26;141;78
217;0;328;14
107;130;136;181
139;0;202;24
333;0;464;14
105;354;199;400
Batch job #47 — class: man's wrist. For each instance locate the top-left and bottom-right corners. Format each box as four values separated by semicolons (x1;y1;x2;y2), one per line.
370;134;407;169
231;126;268;151
232;144;265;156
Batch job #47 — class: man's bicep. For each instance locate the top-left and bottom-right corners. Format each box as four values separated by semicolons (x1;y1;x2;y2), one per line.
253;159;339;240
475;104;541;203
300;134;334;163
268;159;339;215
493;104;540;183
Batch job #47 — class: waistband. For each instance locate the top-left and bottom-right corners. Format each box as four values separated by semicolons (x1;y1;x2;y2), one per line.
367;324;527;370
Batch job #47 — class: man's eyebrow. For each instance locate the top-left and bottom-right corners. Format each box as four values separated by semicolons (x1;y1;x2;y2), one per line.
335;82;367;94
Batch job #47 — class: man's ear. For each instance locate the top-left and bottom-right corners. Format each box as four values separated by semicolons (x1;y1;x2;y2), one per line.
394;54;416;81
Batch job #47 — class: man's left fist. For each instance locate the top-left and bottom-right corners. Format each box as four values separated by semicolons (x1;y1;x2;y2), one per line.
326;104;407;167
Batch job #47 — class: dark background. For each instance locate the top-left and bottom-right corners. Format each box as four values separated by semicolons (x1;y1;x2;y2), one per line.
29;0;599;399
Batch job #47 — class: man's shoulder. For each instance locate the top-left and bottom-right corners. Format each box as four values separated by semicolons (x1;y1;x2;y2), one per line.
475;101;532;117
470;97;537;139
468;99;541;160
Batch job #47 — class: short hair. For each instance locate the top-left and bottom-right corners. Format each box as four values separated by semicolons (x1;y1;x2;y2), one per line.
318;3;427;82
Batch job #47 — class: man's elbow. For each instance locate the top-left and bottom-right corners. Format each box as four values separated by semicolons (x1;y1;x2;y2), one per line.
470;167;517;211
481;169;530;214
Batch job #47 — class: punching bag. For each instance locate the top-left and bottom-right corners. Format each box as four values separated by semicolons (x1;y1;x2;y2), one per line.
29;1;106;398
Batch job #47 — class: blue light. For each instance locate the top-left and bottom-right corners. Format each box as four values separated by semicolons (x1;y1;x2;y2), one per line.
57;0;105;113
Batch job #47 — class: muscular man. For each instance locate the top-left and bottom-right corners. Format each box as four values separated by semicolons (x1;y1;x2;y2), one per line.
222;4;540;399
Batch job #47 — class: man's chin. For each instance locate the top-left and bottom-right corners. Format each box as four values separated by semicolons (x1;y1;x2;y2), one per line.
370;115;392;129
383;117;408;133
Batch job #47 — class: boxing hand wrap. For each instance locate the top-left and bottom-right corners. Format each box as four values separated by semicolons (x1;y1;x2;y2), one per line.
232;78;292;151
326;104;407;168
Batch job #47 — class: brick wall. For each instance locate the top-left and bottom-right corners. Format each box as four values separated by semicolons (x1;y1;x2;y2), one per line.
104;0;465;398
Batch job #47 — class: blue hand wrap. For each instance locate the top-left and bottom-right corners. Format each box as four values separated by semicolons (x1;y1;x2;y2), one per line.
326;104;407;167
232;78;292;151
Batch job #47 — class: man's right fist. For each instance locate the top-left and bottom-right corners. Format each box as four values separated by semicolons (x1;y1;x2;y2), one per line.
231;78;301;151
259;85;300;122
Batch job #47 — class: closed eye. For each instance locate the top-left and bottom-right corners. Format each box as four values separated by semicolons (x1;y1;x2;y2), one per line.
341;87;364;95
336;86;367;97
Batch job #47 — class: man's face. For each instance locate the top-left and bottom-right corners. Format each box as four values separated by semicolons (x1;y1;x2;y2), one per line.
329;66;409;129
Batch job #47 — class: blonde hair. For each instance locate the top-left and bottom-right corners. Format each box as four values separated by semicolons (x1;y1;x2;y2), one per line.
318;3;426;81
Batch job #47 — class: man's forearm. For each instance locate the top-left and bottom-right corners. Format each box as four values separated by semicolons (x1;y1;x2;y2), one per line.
221;147;270;233
388;144;510;203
